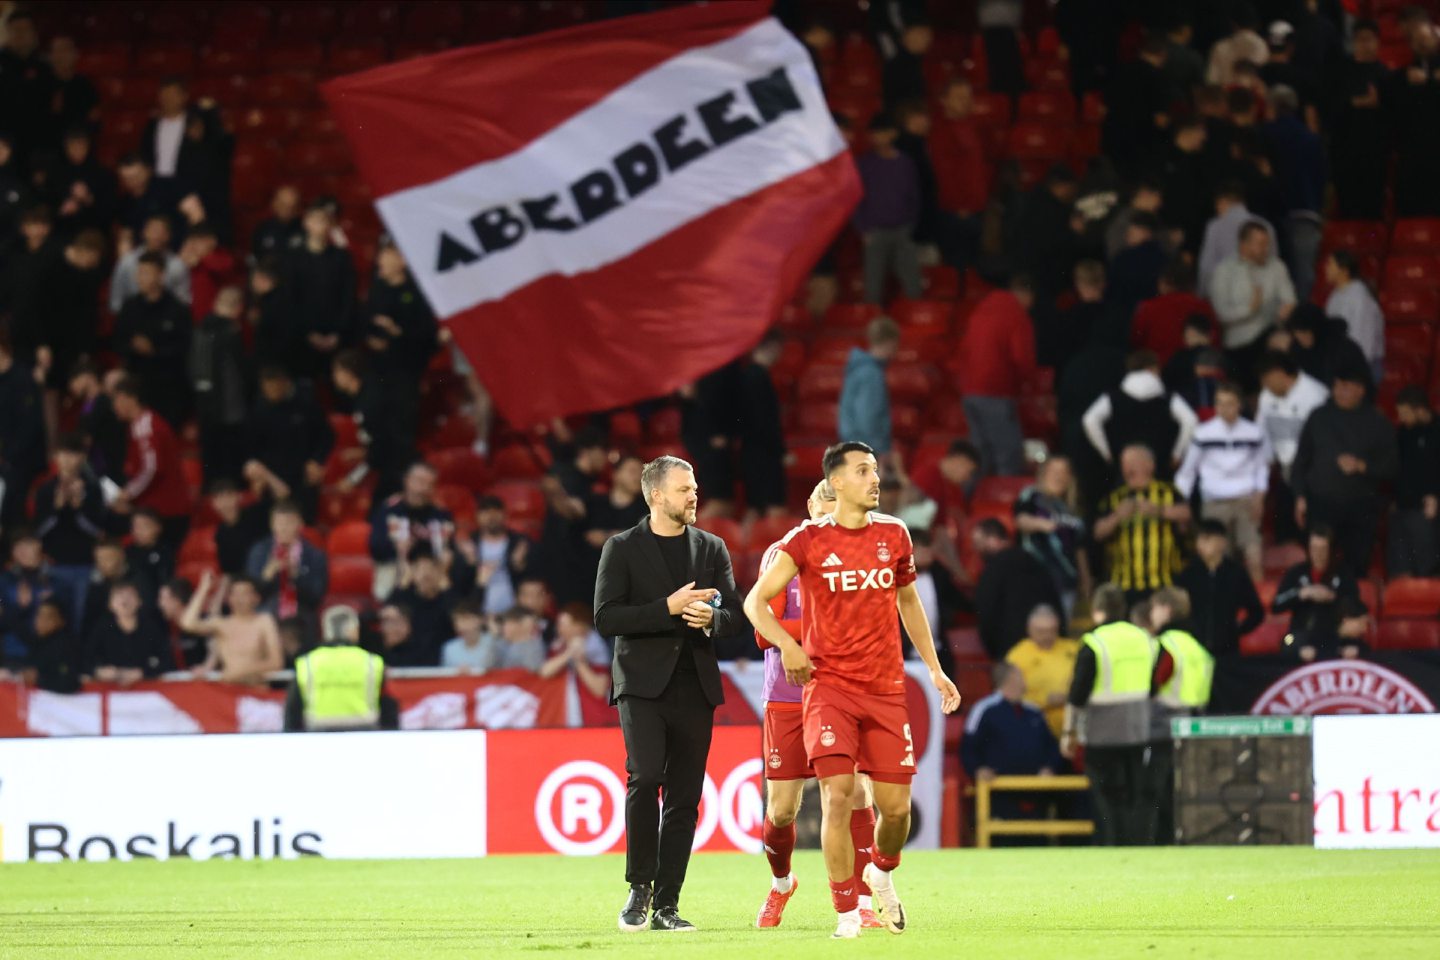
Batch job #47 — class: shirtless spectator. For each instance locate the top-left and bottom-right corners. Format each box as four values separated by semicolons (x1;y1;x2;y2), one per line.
181;571;283;685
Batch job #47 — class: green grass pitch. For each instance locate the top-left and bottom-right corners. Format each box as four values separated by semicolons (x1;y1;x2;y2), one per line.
3;848;1438;959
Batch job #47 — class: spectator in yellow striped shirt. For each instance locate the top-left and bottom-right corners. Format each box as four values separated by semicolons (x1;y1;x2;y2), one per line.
1093;445;1191;605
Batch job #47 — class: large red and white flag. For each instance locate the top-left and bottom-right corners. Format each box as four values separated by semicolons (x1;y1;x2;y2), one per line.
323;2;857;426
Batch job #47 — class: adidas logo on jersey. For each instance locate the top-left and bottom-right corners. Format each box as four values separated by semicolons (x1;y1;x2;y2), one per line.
821;553;844;568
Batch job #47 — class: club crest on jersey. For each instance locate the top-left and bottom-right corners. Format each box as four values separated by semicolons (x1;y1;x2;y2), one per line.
876;542;891;563
819;725;836;748
768;750;783;769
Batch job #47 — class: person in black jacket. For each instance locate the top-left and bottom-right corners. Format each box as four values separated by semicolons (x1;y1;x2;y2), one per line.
972;517;1065;659
244;366;333;523
594;455;744;932
333;348;408;502
0;331;47;536
38;126;113;238
67;359;128;484
189;287;250;485
1390;386;1440;576
83;579;171;683
139;78;233;241
208;479;268;578
115;251;192;427
1286;304;1371;394
453;495;534;616
19;598;83;694
251;186;303;264
1174;519;1264;658
383;548;456;668
362;243;437;453
247;260;294;374
1291;364;1398;577
43;229;105;394
737;333;788;517
33;433;108;622
0;206;64;367
1272;525;1362;662
284;202;356;382
1330;20;1390;219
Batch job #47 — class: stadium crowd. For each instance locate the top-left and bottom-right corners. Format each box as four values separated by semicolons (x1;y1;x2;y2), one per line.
0;0;1438;788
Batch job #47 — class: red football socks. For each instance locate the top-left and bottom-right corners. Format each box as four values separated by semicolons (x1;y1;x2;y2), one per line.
762;817;796;879
872;848;901;873
829;878;859;914
850;808;875;895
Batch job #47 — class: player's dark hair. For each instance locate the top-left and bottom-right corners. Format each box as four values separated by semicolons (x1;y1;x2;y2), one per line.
452;597;485;619
1239;219;1269;244
1329;249;1359;279
947;439;981;462
822;441;875;477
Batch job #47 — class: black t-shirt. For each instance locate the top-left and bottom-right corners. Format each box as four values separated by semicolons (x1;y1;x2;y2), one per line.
26;630;82;694
653;530;697;674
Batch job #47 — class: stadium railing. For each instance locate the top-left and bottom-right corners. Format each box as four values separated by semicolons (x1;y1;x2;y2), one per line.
973;774;1094;848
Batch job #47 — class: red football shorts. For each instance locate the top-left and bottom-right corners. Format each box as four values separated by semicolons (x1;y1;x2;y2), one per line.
762;702;814;781
802;681;915;784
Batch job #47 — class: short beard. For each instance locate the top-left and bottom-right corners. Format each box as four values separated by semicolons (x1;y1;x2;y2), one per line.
666;506;693;527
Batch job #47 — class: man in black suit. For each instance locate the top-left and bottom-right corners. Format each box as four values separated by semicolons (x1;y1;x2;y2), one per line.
594;455;744;933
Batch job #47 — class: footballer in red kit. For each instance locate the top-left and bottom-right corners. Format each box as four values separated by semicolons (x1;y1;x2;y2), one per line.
745;441;962;941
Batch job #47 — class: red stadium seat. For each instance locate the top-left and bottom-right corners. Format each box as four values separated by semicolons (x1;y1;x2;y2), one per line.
1263;542;1306;578
973;475;1032;507
327;40;388;75
1375;619;1440;650
263;42;327;74
330;557;377;596
796;363;847;402
1255;579;1279;611
133;44;196;76
210;5;273;44
320;484;374;527
146;6;208;42
794;401;840;439
1381;577;1440;618
1005;122;1073;161
1383;255;1440;294
178;529;218;565
891;299;954;333
80;43;133;76
1359;579;1381;617
946;628;988;664
247;72;318;106
1080;90;1106;124
490;444;548;480
775;303;814;332
645;407;683;444
289;139;354;174
340;2;402;38
970;92;1013;128
1383;326;1434;378
696;517;747;555
885;363;938;403
1240;616;1291;655
327;521;373;558
1017;90;1075;123
275;5;340;40
1380;286;1439;326
809;335;866;364
403;1;468;39
1027;60;1071;92
1391;218;1440;255
892;404;924;442
923;265;962;300
198;47;262;77
1018;395;1058;441
751;515;799;548
824;302;882;330
488;480;546;524
434;484;478;526
427;447;492;489
786;443;831;481
1323;220;1389;257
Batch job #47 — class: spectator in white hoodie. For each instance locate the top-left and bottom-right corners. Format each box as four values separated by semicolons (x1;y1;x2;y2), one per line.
1176;382;1271;582
1082;350;1199;479
1256;351;1329;543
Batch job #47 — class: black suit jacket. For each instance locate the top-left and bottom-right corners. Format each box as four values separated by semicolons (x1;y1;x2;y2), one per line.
594;518;744;707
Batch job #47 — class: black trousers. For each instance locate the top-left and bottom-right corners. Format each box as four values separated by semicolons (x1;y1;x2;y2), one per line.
617;666;715;908
1140;740;1176;846
1085;744;1148;846
1307;495;1381;579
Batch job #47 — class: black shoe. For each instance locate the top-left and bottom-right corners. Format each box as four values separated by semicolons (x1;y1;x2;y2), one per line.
618;884;653;933
650;907;696;932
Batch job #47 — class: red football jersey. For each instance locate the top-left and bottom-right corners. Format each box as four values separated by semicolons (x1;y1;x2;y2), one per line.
777;512;916;695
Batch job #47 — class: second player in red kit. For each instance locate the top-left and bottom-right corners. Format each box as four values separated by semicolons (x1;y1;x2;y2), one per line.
745;441;961;941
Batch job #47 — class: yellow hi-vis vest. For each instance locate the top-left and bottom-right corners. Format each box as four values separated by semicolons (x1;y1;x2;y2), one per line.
295;645;384;731
1157;628;1214;709
1081;621;1157;704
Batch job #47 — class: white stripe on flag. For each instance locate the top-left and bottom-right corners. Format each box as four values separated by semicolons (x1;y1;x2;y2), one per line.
375;18;843;317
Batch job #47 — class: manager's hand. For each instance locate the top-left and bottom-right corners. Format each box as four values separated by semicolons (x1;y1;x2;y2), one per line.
681;601;714;630
667;581;717;616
